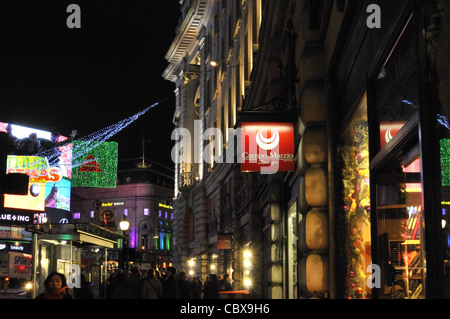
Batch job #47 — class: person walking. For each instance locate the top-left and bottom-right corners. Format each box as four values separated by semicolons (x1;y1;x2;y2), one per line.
141;268;163;299
203;274;220;299
35;272;73;299
161;267;179;299
220;274;233;291
178;271;193;299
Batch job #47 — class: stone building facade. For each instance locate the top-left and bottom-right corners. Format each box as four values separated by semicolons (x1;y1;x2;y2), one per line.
164;0;450;299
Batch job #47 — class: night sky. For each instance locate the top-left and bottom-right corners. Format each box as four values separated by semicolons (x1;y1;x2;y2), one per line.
0;1;180;166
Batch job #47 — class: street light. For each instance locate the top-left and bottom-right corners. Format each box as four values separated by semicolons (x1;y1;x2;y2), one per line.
119;216;130;231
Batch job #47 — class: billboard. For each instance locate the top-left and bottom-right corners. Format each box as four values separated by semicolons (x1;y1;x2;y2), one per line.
1;122;73;223
71;140;118;188
240;122;295;172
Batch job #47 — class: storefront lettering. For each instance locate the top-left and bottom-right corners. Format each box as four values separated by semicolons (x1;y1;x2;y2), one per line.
0;214;30;222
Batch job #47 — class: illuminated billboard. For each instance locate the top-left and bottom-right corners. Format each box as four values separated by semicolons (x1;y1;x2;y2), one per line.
1;122;73;223
71;140;118;188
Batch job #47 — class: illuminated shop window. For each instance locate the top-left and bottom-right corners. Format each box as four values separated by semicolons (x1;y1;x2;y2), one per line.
340;95;372;299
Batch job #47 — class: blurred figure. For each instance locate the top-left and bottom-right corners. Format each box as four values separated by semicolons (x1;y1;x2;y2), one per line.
17;133;40;155
220;274;233;291
178;271;193;299
161;267;179;299
73;274;94;299
141;268;163;299
5;124;18;154
203;274;220;299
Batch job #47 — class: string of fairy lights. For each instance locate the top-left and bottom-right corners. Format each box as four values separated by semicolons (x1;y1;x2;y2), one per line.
6;102;161;192
42;101;159;169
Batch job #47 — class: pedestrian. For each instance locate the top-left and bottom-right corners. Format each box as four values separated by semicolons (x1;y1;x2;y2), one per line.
141;268;163;299
155;268;164;287
161;266;179;299
178;271;193;299
220;274;233;291
191;276;203;299
35;272;73;299
203;274;220;299
73;274;94;299
126;266;142;298
109;273;129;299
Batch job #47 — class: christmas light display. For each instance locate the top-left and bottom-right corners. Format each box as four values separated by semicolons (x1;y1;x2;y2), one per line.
440;138;450;186
71;141;118;188
39;102;158;168
340;104;371;299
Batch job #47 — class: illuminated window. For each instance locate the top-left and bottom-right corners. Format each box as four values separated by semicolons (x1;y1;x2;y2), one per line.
90;210;94;218
123;208;128;216
144;208;149;216
73;212;81;219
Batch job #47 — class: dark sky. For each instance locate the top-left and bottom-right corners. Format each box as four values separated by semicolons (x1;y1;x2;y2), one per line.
0;1;180;166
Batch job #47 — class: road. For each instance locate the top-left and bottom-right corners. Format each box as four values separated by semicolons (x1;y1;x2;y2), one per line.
0;287;28;299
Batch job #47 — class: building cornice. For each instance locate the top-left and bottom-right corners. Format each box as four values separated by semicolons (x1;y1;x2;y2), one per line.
162;0;212;82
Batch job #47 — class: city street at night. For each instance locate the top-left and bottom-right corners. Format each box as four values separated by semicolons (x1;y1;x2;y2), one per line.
1;1;450;313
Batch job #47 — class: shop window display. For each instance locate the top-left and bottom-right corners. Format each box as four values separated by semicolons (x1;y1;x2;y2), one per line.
340;96;372;299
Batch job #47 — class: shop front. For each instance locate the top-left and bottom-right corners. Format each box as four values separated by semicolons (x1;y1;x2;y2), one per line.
333;0;448;298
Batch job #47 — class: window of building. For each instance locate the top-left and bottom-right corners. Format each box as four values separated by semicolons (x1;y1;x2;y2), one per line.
73;212;81;219
370;16;425;299
141;234;148;250
144;208;149;216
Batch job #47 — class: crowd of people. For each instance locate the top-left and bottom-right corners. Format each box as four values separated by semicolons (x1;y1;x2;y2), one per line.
35;266;234;299
105;266;234;299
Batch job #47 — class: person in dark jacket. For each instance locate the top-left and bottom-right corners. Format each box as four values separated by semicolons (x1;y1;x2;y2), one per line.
203;274;220;299
35;272;73;299
162;267;179;299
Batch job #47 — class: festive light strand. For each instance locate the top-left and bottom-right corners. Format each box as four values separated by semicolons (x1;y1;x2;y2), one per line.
30;102;159;170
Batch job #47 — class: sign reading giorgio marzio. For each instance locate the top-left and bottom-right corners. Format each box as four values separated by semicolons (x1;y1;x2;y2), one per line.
240;122;295;173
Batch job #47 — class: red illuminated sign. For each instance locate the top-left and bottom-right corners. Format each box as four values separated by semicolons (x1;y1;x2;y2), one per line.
379;121;406;149
240;122;295;172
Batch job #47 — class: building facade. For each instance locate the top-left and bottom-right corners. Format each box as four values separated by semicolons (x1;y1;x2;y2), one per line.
71;164;174;274
164;0;450;299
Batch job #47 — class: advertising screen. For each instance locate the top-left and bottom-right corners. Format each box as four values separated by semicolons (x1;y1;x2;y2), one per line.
1;122;73;223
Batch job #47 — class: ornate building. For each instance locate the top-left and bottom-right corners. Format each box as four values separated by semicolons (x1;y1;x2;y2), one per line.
164;0;450;299
71;162;174;273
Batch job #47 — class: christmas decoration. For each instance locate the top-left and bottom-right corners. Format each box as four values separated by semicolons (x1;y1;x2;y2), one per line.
341;112;371;299
71;141;118;188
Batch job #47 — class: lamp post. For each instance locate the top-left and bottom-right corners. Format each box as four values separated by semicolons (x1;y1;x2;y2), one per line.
119;216;130;274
